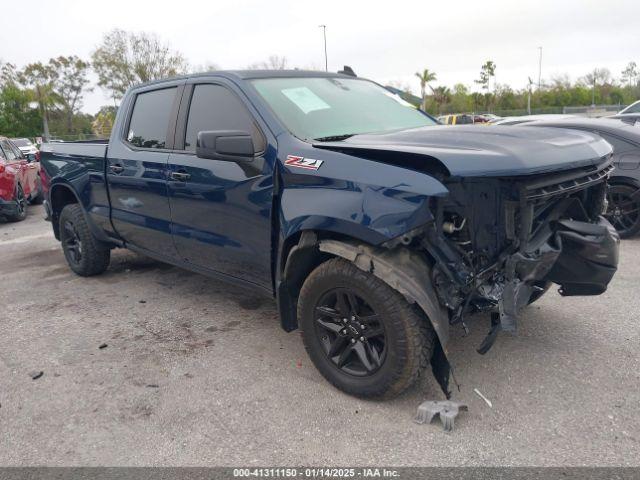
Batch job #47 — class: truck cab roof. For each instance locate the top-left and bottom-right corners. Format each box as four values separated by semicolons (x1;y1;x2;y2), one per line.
130;69;356;90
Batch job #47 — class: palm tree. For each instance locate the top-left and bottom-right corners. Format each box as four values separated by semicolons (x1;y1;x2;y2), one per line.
430;85;451;114
415;69;437;111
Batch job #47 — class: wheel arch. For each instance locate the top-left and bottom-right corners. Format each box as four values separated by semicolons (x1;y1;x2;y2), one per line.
609;174;640;190
277;232;453;397
49;183;81;240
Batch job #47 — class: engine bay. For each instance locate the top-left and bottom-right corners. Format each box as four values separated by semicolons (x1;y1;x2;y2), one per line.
397;157;620;352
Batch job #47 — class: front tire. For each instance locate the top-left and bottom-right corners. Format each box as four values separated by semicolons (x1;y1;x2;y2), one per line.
59;204;110;276
298;258;435;399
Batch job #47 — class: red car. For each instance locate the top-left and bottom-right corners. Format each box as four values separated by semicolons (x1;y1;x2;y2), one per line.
0;136;43;222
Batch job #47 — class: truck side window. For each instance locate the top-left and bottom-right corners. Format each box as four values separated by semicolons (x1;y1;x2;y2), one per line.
184;84;265;153
127;87;177;149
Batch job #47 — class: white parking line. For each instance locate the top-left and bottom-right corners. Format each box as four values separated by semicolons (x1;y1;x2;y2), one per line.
0;233;54;245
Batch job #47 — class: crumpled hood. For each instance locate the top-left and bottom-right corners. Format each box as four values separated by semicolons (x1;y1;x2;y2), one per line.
313;125;613;177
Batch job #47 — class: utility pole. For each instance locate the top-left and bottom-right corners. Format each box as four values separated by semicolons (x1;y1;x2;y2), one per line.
319;25;328;72
537;46;543;90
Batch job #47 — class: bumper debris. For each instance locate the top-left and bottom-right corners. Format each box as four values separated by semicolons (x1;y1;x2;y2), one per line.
415;400;468;431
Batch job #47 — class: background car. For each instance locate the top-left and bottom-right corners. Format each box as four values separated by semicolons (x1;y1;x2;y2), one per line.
608;113;640;126
10;137;39;160
0;136;43;222
438;113;490;125
482;113;503;123
505;118;640;237
491;114;577;125
619;100;640;115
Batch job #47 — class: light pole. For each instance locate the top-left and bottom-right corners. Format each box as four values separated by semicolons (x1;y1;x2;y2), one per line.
537;46;543;90
319;25;328;72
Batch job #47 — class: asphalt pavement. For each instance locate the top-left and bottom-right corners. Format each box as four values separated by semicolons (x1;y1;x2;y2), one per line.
1;205;638;466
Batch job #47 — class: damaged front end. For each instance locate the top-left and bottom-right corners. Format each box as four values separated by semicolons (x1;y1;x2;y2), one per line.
413;156;620;354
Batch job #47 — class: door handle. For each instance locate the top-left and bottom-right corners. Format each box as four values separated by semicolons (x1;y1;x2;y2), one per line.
109;164;124;174
170;171;191;181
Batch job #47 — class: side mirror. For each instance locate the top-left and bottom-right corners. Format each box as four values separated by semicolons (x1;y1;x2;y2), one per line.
196;130;255;161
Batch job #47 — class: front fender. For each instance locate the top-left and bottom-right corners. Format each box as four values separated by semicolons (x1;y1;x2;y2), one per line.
279;148;449;244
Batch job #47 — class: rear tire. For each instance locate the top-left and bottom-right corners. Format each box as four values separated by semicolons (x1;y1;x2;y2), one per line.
298;257;435;399
5;184;27;222
59;204;110;276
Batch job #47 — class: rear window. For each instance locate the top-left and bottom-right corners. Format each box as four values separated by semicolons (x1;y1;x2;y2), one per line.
126;87;177;149
11;138;31;147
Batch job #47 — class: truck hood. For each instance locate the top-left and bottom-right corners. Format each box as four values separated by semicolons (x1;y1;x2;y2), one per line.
312;125;613;177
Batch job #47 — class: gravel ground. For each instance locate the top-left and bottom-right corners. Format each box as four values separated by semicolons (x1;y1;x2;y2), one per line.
1;205;638;466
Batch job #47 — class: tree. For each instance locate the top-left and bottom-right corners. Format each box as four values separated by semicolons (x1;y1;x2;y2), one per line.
622;62;638;87
49;56;92;133
414;69;437;111
92;29;189;101
247;55;288;70
429;85;451;114
18;62;58;139
0;60;18;86
475;61;497;92
581;68;612;105
475;61;497;111
92;105;117;138
449;83;473;113
0;84;41;137
191;61;220;73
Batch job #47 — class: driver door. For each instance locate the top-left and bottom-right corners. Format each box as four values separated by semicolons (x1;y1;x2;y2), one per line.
166;81;274;289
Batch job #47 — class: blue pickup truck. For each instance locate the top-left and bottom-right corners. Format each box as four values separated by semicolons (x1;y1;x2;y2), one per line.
41;70;619;399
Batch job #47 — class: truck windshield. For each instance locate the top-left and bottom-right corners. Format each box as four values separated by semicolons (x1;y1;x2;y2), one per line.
250;77;436;141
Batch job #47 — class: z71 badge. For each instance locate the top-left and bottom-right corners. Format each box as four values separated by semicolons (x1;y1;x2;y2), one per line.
285;155;324;171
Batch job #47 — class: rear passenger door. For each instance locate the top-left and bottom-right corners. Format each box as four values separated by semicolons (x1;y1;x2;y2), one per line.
166;80;274;289
106;83;182;258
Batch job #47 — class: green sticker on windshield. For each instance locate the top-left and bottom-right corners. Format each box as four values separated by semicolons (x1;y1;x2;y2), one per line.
281;87;330;114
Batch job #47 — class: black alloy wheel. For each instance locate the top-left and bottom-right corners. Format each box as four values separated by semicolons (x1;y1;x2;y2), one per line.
58;204;111;276
298;258;435;398
606;184;640;238
62;220;83;266
314;288;387;376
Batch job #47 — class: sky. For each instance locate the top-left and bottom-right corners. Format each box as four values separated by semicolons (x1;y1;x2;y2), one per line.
1;0;638;113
